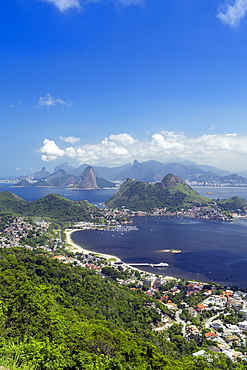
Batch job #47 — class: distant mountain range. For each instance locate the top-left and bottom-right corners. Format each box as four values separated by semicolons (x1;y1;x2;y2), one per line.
16;160;247;186
16;166;116;189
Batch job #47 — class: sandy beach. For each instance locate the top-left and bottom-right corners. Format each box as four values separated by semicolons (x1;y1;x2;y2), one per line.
65;229;122;262
65;229;176;280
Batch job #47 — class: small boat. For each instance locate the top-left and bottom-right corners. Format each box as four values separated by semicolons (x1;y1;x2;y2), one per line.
151;262;169;268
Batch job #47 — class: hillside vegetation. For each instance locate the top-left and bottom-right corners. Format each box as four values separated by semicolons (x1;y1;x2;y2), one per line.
105;174;211;212
0;247;240;370
0;191;100;222
216;196;247;212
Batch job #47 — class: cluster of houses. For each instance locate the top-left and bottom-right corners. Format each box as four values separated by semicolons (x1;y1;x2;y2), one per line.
105;204;233;221
51;253;103;271
174;282;247;361
109;270;247;362
0;217;50;248
0;216;62;252
175;204;230;221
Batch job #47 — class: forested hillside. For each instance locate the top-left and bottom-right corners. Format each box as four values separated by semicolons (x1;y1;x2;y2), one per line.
0;192;100;222
0;248;242;369
105;174;211;212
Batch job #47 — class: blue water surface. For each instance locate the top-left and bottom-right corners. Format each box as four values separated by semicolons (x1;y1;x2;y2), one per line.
2;185;247;288
72;216;247;289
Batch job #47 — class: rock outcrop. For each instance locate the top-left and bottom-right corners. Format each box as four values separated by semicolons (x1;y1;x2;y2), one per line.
78;166;98;189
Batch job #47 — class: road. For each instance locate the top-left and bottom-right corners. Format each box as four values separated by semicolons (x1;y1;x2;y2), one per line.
205;312;221;329
175;309;186;336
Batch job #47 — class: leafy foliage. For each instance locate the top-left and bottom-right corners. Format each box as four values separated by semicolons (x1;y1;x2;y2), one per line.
217;196;247;212
0;192;100;222
0;248;244;369
105;175;211;212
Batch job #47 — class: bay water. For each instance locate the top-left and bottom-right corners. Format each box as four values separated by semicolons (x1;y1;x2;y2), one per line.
72;216;247;289
2;185;247;288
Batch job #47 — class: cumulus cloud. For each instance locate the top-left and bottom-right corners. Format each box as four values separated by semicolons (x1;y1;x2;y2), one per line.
108;133;136;145
37;93;72;108
60;136;81;144
39;131;247;170
217;0;247;27
40;139;65;161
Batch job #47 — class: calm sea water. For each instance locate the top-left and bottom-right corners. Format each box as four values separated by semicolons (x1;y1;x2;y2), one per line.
0;185;117;207
1;184;247;204
72;216;247;289
193;186;247;200
2;185;247;288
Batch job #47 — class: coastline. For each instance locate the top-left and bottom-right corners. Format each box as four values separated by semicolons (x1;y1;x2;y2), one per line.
65;229;122;262
65;228;176;280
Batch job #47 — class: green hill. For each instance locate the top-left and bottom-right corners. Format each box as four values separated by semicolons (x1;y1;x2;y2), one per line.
105;174;211;212
0;191;100;221
96;176;117;188
0;247;235;370
217;196;247;212
0;191;27;214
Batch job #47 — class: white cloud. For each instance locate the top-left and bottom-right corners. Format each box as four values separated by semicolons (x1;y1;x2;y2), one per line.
37;93;72;108
40;139;65;161
217;0;247;27
60;136;81;144
108;133;136;145
40;0;80;12
39;131;247;171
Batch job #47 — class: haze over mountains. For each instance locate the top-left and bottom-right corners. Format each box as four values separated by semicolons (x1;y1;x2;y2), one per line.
16;166;116;189
16;160;247;187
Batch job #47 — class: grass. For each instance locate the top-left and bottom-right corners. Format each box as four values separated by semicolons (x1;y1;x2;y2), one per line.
0;356;36;370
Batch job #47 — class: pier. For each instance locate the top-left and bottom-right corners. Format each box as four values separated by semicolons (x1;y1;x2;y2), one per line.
129;262;169;268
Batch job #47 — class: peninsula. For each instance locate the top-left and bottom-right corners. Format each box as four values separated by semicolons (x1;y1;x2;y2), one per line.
105;174;247;221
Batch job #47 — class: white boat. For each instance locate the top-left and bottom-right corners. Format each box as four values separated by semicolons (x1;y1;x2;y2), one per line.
151;262;169;267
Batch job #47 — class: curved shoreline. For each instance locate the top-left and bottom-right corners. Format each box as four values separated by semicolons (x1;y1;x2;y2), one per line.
65;229;176;280
65;229;122;262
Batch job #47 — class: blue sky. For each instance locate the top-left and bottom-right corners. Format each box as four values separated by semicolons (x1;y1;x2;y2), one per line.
2;0;247;176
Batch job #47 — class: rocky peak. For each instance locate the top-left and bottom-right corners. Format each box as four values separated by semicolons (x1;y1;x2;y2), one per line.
161;173;186;188
32;167;51;180
46;169;67;181
79;166;98;189
132;159;141;171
